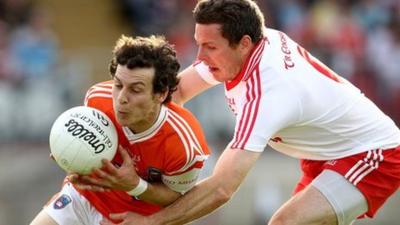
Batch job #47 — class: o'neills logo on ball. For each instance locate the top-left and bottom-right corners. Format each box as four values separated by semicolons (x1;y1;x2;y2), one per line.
91;110;110;126
64;119;112;154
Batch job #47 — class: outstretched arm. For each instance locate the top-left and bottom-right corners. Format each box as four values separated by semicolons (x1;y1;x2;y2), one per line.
172;66;215;106
102;147;261;225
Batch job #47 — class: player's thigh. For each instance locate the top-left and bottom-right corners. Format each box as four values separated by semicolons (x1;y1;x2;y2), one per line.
269;184;337;225
311;169;368;225
40;183;103;225
30;209;58;225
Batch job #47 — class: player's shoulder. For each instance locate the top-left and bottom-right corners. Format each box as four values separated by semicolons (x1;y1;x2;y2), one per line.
163;102;209;152
85;80;113;97
166;102;193;118
84;80;113;105
161;104;210;176
259;29;303;76
165;102;202;128
264;28;293;43
263;28;299;55
83;80;114;115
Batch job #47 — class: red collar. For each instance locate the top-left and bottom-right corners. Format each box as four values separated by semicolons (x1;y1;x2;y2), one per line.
225;37;267;90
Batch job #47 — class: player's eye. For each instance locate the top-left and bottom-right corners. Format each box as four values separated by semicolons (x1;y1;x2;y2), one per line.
114;83;122;89
131;88;142;93
205;44;216;50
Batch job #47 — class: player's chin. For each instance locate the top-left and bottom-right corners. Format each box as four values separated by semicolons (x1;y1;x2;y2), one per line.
115;115;129;126
213;73;226;82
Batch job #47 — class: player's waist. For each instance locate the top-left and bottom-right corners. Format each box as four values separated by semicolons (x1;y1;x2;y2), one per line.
72;183;161;216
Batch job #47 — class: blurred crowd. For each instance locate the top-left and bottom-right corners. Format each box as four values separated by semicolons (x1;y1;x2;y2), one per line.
0;0;58;84
0;0;399;142
0;0;70;141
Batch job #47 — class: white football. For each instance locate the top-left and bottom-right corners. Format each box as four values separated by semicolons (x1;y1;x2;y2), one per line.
49;106;118;175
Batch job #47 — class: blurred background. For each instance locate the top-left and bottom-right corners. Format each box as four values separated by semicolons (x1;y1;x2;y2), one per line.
0;0;399;224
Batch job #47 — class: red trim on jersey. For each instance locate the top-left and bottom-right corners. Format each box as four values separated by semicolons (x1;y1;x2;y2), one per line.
86;90;112;98
192;60;202;66
169;109;203;154
297;46;340;83
243;39;266;82
166;109;208;175
225;38;267;91
167;113;194;168
240;68;262;148
232;80;254;148
231;67;262;149
84;82;113;105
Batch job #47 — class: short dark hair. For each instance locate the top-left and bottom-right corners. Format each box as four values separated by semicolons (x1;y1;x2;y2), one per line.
109;35;180;103
193;0;265;46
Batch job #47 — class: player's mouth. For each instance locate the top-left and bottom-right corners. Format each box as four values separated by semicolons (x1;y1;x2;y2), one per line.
208;66;220;73
117;110;129;116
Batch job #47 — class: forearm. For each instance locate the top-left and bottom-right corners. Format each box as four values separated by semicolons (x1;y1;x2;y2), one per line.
138;182;181;206
147;149;260;225
150;175;230;225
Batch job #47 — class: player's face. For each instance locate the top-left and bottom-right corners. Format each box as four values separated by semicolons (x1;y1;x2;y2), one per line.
112;65;165;133
194;23;246;82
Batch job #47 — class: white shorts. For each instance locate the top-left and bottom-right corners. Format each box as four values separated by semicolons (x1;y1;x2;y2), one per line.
44;183;103;225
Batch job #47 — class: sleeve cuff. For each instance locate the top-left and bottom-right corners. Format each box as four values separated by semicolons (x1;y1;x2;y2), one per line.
193;61;221;85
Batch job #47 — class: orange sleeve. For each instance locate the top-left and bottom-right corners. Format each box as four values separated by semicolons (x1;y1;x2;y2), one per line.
160;103;211;193
83;80;115;118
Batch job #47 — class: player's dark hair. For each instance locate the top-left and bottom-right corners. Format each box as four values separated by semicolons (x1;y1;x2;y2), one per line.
194;0;264;46
109;35;180;103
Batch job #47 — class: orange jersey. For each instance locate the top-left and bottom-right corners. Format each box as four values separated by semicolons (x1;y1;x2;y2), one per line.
76;81;210;219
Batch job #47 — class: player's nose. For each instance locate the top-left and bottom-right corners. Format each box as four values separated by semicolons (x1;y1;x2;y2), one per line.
196;47;208;62
116;88;128;104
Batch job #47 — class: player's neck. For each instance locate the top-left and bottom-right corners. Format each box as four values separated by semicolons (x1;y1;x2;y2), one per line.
128;105;163;134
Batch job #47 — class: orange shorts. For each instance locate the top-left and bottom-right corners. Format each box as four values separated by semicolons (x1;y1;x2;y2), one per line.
293;146;400;218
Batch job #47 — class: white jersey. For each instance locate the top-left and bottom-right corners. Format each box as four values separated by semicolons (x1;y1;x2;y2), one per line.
194;28;400;160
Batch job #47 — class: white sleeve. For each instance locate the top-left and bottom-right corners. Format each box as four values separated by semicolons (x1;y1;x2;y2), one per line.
161;168;202;194
193;61;221;85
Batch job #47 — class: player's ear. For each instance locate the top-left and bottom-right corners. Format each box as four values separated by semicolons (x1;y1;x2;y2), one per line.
239;35;253;52
156;89;169;103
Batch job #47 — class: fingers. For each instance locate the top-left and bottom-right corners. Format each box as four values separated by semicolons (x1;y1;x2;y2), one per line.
118;146;133;167
74;183;109;192
99;220;112;225
99;145;132;176
109;212;127;220
93;168;113;180
68;146;139;193
81;173;113;189
99;217;119;225
49;153;55;161
67;173;110;192
99;213;127;225
101;159;119;176
66;173;77;182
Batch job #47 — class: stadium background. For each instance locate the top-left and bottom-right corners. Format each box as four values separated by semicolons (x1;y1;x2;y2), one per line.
0;0;399;224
